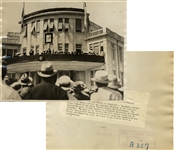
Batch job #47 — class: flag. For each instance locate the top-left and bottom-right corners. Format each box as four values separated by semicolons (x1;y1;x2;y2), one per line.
20;2;25;33
83;2;90;32
83;2;87;28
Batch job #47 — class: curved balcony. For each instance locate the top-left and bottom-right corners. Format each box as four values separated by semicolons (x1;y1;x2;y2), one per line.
7;53;104;64
6;54;105;73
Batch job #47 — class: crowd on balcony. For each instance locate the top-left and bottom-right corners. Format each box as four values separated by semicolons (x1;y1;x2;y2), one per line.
12;48;104;58
2;61;123;101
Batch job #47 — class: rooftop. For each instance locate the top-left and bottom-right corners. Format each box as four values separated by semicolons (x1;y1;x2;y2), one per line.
24;7;85;19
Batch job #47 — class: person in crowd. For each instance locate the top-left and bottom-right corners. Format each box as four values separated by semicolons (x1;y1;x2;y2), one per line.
29;49;34;55
48;48;51;54
17;73;34;99
4;75;18;86
11;73;33;98
90;70;122;101
108;74;123;100
4;75;10;85
26;62;68;100
73;81;90;100
56;75;77;100
1;60;21;100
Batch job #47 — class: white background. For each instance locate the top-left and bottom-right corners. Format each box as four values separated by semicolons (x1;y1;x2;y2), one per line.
0;1;174;150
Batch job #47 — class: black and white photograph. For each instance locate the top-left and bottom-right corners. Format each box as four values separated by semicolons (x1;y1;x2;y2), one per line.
1;1;173;150
1;2;125;100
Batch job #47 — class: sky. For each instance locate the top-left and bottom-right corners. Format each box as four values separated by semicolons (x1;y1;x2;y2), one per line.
2;1;126;37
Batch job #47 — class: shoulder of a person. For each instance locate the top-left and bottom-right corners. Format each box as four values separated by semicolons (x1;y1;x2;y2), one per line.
2;83;21;100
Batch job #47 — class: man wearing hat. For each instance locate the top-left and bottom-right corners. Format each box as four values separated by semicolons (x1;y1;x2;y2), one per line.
56;75;77;100
17;73;34;99
26;62;68;100
73;81;90;100
90;70;121;101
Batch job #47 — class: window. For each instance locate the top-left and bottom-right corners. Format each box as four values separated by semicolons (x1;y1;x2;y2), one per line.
58;18;63;31
65;18;69;23
111;43;115;59
7;49;13;56
76;19;82;32
43;20;48;32
2;48;6;56
49;19;54;32
100;42;104;52
36;20;40;33
119;46;123;62
65;43;69;53
100;42;104;56
65;18;69;32
93;42;99;54
76;44;82;54
58;43;63;52
89;44;93;51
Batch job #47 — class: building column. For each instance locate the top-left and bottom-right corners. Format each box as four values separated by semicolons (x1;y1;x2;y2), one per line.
103;39;109;72
54;19;58;52
39;19;44;54
27;23;31;55
115;41;119;77
85;70;91;89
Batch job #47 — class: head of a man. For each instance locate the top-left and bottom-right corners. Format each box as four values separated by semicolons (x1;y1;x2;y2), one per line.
37;62;57;84
91;70;110;88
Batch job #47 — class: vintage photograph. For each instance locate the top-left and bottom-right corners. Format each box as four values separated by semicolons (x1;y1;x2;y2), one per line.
1;2;125;100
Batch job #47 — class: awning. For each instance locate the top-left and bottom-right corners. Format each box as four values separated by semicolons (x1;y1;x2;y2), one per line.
49;21;54;30
8;61;105;73
58;22;63;30
65;23;69;29
43;22;48;31
31;24;35;33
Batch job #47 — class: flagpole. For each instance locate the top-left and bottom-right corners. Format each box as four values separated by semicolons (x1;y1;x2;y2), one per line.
20;2;25;54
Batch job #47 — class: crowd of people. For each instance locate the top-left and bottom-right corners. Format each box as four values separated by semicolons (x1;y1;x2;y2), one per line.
15;48;104;57
2;61;123;101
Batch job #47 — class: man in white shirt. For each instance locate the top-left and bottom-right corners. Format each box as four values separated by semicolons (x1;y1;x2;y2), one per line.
90;70;122;101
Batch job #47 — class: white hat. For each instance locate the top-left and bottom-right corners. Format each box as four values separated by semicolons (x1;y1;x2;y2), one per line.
91;70;110;84
57;76;74;91
108;74;122;89
37;62;57;77
19;73;33;85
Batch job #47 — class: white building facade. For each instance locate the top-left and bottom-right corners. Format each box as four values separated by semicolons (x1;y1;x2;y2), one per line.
6;7;124;88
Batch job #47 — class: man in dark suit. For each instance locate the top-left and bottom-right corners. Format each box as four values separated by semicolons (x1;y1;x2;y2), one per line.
26;62;68;100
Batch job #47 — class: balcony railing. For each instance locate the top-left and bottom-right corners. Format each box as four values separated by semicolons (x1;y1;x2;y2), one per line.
89;28;124;42
90;29;104;37
6;53;104;65
7;32;20;37
2;38;20;44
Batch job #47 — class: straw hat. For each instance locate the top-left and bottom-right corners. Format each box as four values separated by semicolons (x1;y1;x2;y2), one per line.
91;70;110;83
58;75;74;91
19;73;33;85
108;74;122;89
37;62;57;77
73;81;86;91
